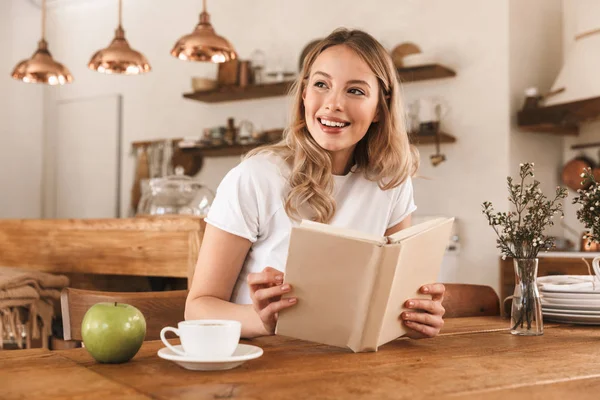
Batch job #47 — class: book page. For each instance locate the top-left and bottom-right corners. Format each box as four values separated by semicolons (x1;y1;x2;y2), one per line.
378;217;455;347
387;217;449;244
349;243;402;351
299;219;387;246
275;226;384;349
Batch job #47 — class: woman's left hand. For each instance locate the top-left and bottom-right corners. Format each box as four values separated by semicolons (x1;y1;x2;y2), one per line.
401;283;446;339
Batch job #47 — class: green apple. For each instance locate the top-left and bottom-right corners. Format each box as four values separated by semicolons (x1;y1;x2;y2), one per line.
81;302;146;364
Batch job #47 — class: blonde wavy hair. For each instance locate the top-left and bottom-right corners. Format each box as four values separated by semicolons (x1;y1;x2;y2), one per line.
246;28;419;223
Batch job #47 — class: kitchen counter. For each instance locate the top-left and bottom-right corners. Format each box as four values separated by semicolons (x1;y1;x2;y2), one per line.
538;251;600;258
500;252;599;312
0;216;205;287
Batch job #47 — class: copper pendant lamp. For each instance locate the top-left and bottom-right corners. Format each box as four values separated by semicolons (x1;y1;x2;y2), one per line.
11;0;73;85
171;0;237;63
88;0;151;75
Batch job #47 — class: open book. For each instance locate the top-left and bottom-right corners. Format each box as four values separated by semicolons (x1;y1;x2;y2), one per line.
275;217;454;352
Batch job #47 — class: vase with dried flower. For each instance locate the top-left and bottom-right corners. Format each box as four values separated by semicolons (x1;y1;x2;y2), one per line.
482;163;568;335
573;168;600;276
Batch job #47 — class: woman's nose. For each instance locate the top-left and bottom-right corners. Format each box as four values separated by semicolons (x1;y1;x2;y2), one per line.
324;89;344;111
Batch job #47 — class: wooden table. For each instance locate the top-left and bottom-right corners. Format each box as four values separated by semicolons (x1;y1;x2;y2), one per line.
3;317;600;399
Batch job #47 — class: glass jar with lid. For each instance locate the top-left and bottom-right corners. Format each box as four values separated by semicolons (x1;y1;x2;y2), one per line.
137;168;215;217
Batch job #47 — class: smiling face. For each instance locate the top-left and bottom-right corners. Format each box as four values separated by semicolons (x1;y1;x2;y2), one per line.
302;45;381;167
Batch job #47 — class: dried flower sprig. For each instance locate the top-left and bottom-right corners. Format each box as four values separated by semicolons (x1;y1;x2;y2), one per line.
482;163;568;259
572;168;600;244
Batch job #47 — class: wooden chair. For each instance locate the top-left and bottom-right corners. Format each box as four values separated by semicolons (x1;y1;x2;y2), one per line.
441;284;500;318
60;287;188;341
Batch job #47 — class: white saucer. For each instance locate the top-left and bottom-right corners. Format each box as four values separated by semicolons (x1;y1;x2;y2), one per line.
157;343;263;371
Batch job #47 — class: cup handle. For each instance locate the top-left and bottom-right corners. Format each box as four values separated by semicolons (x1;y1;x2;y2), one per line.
160;327;186;356
593;257;600;280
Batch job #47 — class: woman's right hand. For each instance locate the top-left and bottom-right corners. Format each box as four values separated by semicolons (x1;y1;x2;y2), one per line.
247;266;297;335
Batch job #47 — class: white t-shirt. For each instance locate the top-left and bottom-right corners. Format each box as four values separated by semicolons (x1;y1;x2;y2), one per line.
204;153;417;304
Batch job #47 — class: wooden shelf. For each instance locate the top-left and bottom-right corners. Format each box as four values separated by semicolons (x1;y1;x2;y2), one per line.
178;132;455;155
183;81;293;103
517;123;578;136
397;64;456;82
180;142;271;157
517;96;600;136
179;129;284;157
410;132;456;145
183;64;456;103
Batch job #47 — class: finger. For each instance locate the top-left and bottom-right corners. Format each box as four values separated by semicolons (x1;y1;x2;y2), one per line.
253;283;292;302
421;283;445;301
402;311;445;329
247;269;284;287
263;266;283;275
259;298;297;321
405;299;445;315
249;268;284;286
404;320;440;338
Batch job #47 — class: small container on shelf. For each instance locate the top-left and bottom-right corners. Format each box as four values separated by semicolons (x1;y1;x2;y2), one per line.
239;61;252;88
237;120;255;145
224;118;237;145
191;77;218;92
522;87;541;110
250;49;266;84
209;127;226;146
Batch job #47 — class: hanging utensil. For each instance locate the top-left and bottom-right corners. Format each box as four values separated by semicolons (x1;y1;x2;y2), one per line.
429;103;446;167
161;140;174;177
131;146;150;215
430;129;446;167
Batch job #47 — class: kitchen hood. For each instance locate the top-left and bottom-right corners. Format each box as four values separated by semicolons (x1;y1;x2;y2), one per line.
544;0;600;107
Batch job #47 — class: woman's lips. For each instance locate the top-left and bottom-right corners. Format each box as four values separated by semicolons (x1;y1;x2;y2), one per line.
317;118;350;134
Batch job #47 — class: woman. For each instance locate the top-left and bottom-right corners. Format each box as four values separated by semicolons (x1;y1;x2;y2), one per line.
185;28;446;339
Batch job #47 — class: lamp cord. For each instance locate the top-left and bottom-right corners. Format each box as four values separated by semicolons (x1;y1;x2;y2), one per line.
42;0;46;40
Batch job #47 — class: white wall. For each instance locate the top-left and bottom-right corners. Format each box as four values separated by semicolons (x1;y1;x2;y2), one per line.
0;0;44;218
394;1;511;288
561;0;600;247
41;0;515;291
3;0;566;292
509;0;564;238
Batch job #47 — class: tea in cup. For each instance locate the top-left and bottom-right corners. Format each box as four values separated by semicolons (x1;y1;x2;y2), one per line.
160;320;241;358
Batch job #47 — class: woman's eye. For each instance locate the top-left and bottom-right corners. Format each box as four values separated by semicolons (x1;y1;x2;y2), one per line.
314;81;328;89
348;88;365;96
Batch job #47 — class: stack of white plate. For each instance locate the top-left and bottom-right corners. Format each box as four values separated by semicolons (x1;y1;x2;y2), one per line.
538;275;600;325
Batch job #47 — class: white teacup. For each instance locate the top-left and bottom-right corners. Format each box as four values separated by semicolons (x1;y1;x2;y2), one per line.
160;320;241;358
593;257;600;279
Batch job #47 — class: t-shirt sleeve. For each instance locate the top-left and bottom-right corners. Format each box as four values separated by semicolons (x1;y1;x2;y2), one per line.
204;164;260;242
387;176;417;228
